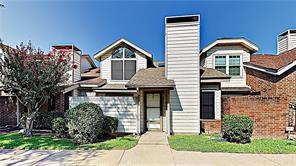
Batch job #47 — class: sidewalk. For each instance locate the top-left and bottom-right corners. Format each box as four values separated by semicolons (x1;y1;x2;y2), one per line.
1;132;296;165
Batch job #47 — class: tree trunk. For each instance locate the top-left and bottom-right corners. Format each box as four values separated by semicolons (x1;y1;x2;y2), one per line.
25;112;36;137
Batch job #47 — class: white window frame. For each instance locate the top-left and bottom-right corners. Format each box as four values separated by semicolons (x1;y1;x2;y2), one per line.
214;54;243;77
111;47;137;81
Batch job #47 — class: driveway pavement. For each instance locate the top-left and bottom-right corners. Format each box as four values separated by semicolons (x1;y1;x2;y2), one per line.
1;132;296;165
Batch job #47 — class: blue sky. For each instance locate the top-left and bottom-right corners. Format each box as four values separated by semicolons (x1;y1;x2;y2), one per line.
1;0;296;64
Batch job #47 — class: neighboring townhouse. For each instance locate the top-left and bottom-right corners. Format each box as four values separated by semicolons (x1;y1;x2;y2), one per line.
200;30;296;137
0;44;81;126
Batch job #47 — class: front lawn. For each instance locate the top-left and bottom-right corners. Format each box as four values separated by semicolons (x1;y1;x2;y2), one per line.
169;134;296;154
0;133;138;150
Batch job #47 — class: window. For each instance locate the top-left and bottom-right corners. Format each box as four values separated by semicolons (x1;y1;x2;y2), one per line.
215;55;241;76
125;48;136;58
111;47;136;80
229;56;240;76
124;60;136;80
201;92;215;119
111;61;123;80
215;56;226;74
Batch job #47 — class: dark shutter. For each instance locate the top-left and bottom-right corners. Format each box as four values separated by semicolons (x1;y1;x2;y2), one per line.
124;60;136;80
201;92;215;119
111;60;123;80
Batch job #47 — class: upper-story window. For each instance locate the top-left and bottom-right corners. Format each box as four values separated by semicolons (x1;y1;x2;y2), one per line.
215;56;226;74
111;47;136;80
229;56;240;76
215;55;241;76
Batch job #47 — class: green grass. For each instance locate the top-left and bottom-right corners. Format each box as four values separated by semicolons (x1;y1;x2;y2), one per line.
79;136;138;150
169;134;296;154
0;133;138;150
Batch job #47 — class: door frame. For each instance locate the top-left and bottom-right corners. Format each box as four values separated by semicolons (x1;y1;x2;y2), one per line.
144;92;163;131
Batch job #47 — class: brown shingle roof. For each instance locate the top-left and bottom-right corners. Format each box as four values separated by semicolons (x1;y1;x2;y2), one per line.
78;77;106;85
99;84;128;90
246;48;296;71
126;67;175;88
200;67;231;79
81;68;100;78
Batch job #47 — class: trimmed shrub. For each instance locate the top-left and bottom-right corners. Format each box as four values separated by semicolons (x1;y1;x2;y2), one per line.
222;115;254;144
34;111;64;130
65;103;104;144
52;117;68;138
103;116;119;136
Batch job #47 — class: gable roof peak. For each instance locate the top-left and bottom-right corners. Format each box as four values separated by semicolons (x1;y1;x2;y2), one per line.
94;38;152;61
201;37;259;54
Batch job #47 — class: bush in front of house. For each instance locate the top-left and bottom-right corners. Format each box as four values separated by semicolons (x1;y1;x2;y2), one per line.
34;111;64;130
20;111;64;130
65;102;105;144
52;117;68;138
103;116;119;136
222;115;254;144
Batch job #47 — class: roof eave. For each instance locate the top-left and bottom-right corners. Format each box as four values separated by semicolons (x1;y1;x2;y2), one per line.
94;38;153;61
201;38;259;54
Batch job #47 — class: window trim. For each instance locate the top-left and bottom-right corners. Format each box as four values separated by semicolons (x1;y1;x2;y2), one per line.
214;54;242;77
111;47;137;81
229;55;241;76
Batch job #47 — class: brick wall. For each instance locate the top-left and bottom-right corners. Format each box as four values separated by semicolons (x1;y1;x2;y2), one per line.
0;97;17;126
201;120;221;134
246;67;296;101
222;96;290;138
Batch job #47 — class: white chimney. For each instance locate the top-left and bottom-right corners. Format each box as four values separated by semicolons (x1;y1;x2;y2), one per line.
165;15;200;134
277;29;296;54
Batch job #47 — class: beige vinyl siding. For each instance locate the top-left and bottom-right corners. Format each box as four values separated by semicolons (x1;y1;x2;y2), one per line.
69;96;138;133
202;45;250;88
289;33;296;50
214;90;221;120
278;31;296;54
66;50;81;83
278;36;288;54
73;51;81;82
166;18;200;134
100;52;147;84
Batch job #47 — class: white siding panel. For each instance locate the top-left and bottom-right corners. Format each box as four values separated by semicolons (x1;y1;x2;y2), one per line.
166;18;200;134
289;33;296;51
136;53;147;70
69;96;138;133
215;90;221;120
73;51;81;82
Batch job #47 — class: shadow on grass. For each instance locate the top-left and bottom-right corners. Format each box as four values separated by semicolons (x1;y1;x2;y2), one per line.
0;133;76;150
0;132;139;150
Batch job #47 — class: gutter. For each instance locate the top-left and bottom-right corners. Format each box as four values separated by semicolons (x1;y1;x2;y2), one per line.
244;61;296;76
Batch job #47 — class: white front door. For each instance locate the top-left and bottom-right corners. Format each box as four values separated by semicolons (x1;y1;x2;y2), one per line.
146;93;161;130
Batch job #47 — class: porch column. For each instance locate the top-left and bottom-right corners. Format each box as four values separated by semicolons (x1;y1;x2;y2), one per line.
167;90;171;135
136;88;141;134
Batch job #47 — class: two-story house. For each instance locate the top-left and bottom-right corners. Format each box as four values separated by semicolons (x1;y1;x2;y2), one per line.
70;15;231;135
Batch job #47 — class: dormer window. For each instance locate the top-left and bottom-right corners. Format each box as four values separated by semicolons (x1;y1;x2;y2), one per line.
111;47;136;80
215;55;241;76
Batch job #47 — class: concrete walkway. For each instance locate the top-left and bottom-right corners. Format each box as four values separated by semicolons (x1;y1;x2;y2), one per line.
1;132;296;165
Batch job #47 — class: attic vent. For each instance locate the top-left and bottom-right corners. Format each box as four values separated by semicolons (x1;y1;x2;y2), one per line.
166;16;199;24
